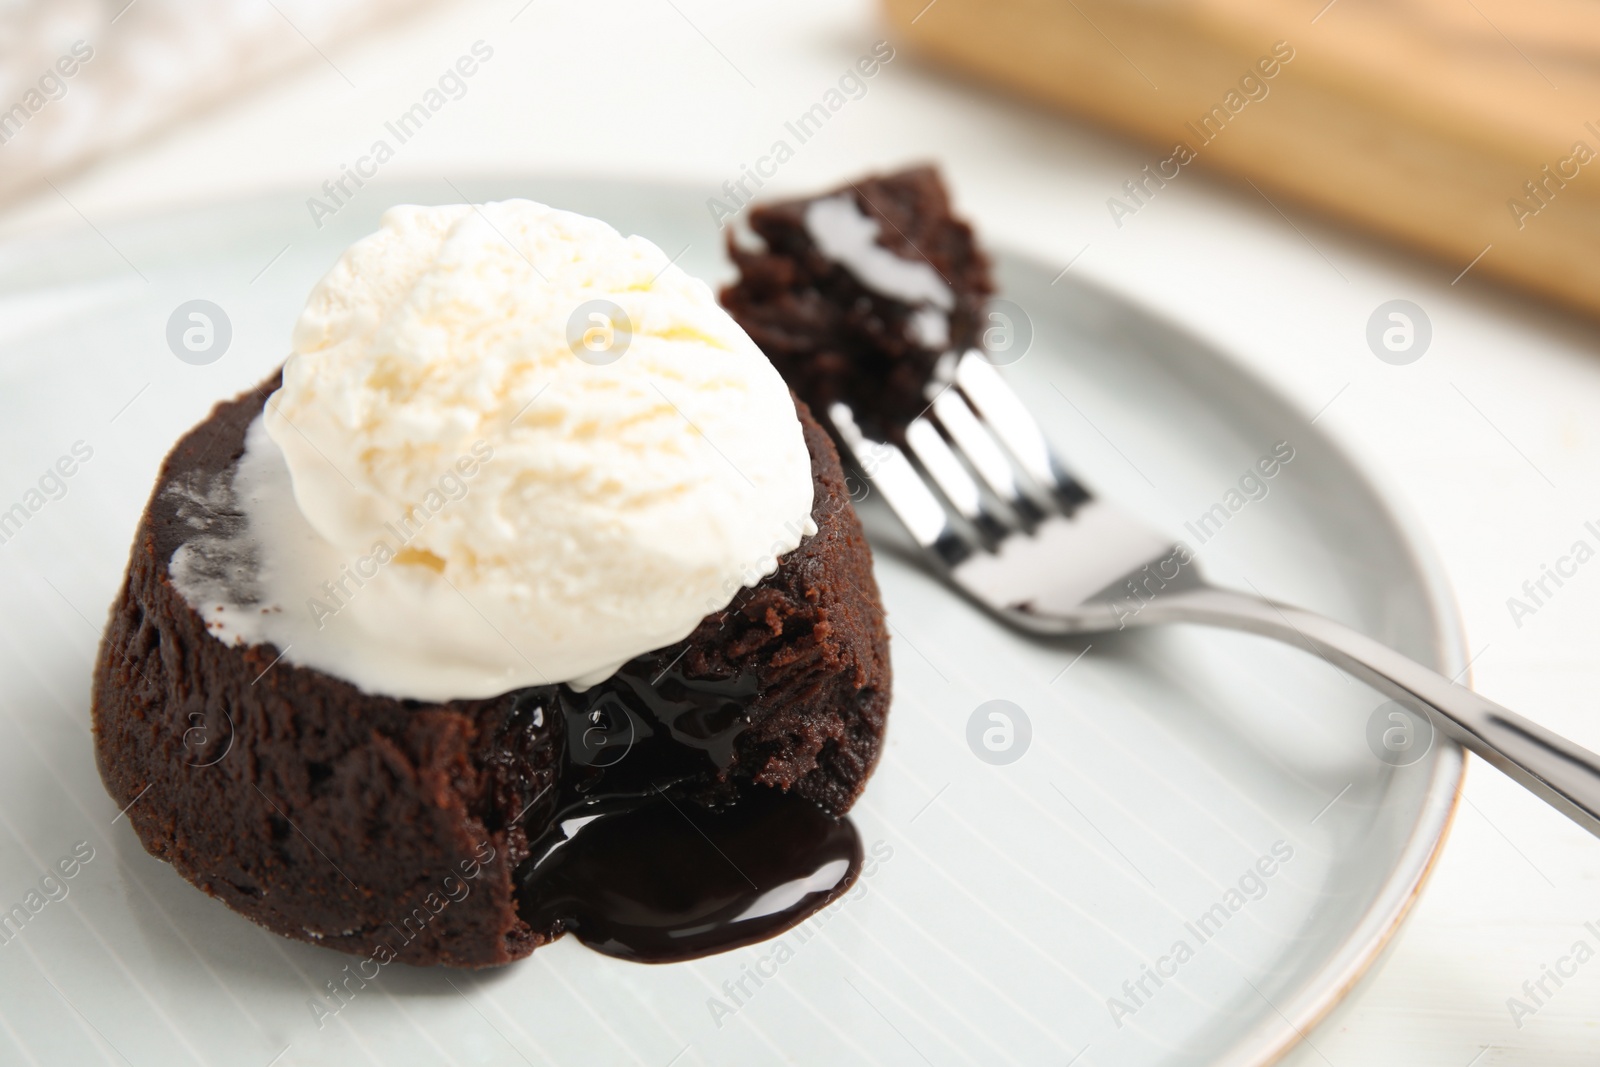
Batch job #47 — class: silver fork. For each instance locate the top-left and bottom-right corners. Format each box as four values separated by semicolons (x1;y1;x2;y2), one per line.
830;349;1600;841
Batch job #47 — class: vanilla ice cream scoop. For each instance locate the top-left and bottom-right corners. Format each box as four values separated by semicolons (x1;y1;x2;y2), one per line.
178;201;816;700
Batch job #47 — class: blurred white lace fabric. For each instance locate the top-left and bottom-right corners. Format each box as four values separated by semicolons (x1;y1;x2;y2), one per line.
0;0;435;203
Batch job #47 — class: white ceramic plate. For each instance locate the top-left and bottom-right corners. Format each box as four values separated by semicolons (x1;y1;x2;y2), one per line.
0;178;1463;1067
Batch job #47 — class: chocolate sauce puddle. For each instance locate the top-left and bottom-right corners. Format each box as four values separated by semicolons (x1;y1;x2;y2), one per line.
519;787;861;963
510;655;863;963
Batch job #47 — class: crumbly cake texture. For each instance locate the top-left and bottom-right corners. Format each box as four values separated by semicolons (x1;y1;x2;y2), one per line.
720;165;995;442
91;373;889;968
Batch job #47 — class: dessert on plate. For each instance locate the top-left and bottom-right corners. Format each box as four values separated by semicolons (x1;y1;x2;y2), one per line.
92;201;890;967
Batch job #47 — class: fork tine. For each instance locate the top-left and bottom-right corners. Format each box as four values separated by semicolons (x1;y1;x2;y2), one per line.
930;388;1046;527
827;402;977;566
904;415;1006;547
955;351;1090;513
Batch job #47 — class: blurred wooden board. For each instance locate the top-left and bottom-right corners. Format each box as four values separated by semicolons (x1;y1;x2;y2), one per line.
884;0;1600;318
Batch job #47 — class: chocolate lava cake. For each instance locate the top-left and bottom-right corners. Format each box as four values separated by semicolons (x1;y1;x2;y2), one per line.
92;373;889;968
721;165;994;442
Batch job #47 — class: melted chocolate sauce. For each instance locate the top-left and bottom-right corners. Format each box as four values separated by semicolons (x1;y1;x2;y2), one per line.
519;786;861;963
510;653;862;963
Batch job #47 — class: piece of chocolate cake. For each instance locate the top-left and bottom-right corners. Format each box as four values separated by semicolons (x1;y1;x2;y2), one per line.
721;165;995;442
91;373;889;968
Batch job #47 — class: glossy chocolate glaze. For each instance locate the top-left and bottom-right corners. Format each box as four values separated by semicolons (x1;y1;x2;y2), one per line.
509;652;863;962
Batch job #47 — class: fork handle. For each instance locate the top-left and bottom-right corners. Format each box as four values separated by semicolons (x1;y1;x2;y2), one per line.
1139;586;1600;840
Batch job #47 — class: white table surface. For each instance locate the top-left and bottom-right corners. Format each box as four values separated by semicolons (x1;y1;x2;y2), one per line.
4;1;1599;1063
